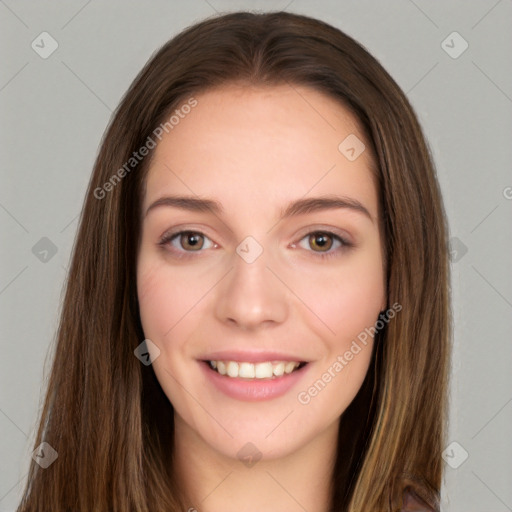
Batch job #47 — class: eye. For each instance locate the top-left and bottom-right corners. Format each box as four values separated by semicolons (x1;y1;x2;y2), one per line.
158;230;215;256
295;230;352;259
158;228;353;260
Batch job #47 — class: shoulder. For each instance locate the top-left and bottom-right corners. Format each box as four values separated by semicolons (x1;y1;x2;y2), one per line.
401;487;438;512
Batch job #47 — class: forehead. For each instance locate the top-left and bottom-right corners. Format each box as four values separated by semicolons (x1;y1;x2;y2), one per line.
142;84;378;218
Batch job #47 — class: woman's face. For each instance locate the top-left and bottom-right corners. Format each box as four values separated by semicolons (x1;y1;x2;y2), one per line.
137;84;386;461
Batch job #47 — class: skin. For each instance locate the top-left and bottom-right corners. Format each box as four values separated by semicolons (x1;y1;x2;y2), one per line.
136;83;386;512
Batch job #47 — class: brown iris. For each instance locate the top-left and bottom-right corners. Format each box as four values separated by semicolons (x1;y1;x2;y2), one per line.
180;232;204;251
308;232;333;252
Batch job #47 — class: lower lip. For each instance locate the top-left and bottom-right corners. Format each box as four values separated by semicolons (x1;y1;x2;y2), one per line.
199;361;310;401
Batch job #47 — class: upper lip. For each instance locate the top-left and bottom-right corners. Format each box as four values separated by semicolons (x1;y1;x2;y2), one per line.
199;351;309;363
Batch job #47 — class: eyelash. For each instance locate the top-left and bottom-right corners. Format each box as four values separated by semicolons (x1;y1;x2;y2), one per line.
157;229;353;260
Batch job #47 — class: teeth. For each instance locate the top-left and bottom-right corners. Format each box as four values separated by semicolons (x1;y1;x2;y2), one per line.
255;362;272;378
284;361;297;373
217;361;226;375
273;362;285;377
239;362;255;378
226;361;239;378
208;360;302;379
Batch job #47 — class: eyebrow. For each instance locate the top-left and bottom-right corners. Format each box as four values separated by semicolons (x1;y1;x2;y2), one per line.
145;194;373;222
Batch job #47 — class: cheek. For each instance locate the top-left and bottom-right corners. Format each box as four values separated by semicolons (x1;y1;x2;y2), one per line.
296;347;373;428
136;256;216;349
137;259;186;340
289;251;385;345
138;260;169;337
293;261;383;417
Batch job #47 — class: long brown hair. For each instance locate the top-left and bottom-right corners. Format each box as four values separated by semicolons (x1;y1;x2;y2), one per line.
17;11;451;512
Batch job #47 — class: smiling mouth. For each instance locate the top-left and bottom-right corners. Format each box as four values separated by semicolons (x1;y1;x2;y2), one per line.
204;360;308;380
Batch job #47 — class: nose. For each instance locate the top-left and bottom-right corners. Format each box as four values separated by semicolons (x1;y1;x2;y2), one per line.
214;247;289;330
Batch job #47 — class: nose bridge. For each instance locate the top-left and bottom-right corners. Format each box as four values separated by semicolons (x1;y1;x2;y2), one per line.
214;239;289;329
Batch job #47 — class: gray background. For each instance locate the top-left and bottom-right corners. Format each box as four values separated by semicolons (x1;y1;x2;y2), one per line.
1;1;511;510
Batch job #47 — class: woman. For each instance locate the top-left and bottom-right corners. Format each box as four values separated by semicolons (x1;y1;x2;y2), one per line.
17;11;451;512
